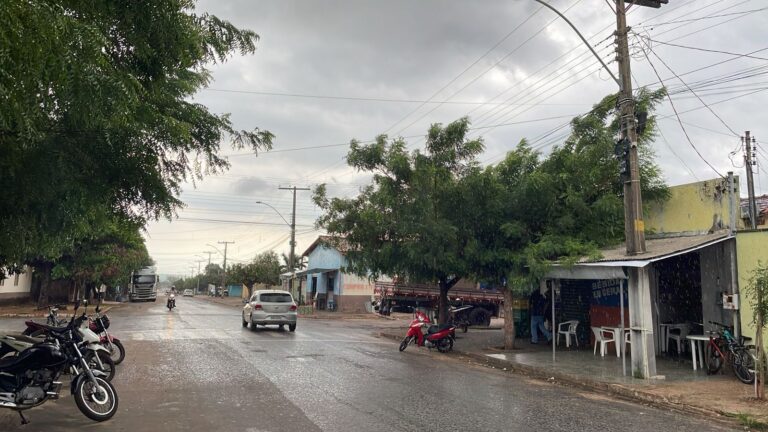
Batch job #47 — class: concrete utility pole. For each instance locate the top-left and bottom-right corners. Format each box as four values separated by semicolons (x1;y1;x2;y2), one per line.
195;259;205;294
278;186;310;299
218;241;234;295
744;131;758;229
202;251;214;266
615;0;645;255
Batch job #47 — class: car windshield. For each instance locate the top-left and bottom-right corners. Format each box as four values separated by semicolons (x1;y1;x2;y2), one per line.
259;293;292;303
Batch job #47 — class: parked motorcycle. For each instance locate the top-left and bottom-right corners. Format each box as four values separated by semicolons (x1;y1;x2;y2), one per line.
399;311;455;353
0;301;118;424
448;305;473;333
89;305;125;365
167;293;176;311
22;302;116;382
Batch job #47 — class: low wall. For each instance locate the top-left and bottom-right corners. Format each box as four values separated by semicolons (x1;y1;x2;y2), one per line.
337;295;371;313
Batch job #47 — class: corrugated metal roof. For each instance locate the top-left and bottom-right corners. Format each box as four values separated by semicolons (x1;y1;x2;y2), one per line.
581;230;732;264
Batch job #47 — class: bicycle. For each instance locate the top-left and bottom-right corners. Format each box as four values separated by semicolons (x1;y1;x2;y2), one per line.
705;320;756;384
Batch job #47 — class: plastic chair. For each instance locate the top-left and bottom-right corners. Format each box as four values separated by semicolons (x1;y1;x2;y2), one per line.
591;326;616;357
666;324;690;355
557;320;580;348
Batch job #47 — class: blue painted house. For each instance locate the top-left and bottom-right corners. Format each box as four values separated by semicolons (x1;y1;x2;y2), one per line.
300;236;385;313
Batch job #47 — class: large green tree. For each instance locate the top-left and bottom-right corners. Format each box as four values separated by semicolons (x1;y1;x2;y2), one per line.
228;251;282;297
471;89;669;349
0;1;272;270
314;118;484;323
50;214;153;302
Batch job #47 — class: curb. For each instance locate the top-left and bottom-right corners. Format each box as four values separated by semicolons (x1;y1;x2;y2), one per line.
377;331;736;427
0;305;116;319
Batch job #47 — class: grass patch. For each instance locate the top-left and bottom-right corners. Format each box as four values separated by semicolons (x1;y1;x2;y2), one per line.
730;413;768;431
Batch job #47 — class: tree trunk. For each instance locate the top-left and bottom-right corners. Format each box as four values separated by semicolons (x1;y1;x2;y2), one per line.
36;263;53;309
438;282;449;325
503;288;516;350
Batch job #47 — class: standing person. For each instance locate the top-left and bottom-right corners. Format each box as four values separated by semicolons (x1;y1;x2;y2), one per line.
529;289;552;345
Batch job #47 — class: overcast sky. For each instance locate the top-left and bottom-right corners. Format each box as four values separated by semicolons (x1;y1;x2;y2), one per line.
145;0;768;276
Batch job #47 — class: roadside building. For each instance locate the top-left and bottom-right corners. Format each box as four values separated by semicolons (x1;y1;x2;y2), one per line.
300;236;386;313
0;266;33;302
540;176;768;379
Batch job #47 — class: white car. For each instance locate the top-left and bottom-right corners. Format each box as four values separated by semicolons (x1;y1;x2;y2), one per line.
183;289;193;297
242;290;297;332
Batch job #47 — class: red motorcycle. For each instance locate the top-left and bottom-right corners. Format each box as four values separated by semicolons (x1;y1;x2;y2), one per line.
399;311;455;353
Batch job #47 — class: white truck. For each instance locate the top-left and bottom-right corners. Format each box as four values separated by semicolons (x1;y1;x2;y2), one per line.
129;267;159;302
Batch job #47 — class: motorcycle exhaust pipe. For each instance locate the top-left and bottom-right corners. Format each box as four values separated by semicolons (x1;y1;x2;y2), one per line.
0;401;18;408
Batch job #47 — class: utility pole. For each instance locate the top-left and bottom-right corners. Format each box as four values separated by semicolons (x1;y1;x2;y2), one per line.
615;0;646;255
195;259;205;295
744;131;758;229
202;251;214;266
279;186;310;302
218;241;234;296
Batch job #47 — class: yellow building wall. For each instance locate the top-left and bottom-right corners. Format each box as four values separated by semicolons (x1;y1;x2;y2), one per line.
645;177;742;234
735;230;768;348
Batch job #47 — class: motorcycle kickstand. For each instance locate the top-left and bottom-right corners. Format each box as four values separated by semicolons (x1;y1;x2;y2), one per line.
18;410;29;425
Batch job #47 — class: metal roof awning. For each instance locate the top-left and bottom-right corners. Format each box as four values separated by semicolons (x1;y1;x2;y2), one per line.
545;231;733;280
295;268;338;277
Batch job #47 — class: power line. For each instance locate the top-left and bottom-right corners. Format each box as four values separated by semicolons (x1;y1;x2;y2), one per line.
381;5;546;136
642;38;768;61
638;42;725;179
639;37;740;137
174;217;314;227
201;88;586;106
637;5;767;28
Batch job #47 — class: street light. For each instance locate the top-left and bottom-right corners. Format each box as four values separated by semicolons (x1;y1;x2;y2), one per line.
255;201;299;303
255;201;291;227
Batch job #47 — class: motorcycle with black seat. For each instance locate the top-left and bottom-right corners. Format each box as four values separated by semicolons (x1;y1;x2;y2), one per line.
0;300;118;424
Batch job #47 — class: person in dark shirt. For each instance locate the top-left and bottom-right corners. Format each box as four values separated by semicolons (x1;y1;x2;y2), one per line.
529;290;552;344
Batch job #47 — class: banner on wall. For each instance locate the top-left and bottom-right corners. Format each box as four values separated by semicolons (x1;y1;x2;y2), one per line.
591;279;627;307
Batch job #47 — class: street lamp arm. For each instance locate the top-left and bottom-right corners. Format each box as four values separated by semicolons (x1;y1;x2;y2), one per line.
205;244;224;256
255;201;291;227
533;0;621;88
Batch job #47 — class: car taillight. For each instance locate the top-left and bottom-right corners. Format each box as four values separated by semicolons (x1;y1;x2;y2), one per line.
289;304;297;311
253;304;262;310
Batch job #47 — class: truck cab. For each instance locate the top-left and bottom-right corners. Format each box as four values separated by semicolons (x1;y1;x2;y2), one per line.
129;267;159;302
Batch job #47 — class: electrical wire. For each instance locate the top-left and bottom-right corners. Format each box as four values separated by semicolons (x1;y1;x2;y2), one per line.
640;38;740;137
641;38;768;61
637;41;726;179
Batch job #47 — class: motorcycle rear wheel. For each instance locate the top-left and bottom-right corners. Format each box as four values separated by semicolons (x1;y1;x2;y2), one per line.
74;376;118;422
436;337;454;353
399;336;411;352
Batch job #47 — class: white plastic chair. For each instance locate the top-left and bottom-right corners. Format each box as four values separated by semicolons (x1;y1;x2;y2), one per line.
666;324;690;355
591;326;616;357
557;320;580;348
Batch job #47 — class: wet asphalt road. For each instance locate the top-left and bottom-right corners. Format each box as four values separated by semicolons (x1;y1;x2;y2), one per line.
0;298;737;432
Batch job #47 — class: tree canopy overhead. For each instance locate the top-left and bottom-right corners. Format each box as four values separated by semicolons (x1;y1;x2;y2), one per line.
314;117;484;322
0;1;272;267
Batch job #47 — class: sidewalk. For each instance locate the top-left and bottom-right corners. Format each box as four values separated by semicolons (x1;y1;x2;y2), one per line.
0;301;121;318
379;327;768;429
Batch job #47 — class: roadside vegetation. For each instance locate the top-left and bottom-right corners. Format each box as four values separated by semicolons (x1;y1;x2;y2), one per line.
314;89;669;348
